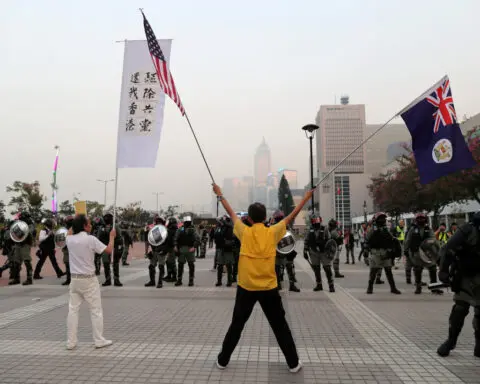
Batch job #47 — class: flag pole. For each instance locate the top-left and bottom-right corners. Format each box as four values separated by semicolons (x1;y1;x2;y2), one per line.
112;39;128;228
315;114;398;189
183;112;216;184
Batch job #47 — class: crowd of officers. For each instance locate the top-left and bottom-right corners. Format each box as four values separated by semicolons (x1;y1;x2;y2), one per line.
142;211;304;291
345;210;480;358
0;206;479;358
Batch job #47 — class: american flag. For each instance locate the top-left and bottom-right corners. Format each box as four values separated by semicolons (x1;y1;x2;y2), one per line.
142;12;185;115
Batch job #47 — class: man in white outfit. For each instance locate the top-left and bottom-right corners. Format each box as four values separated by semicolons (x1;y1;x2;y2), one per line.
66;214;116;350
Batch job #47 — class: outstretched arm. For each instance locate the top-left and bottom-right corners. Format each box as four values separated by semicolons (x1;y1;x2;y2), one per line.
212;184;238;225
284;189;315;226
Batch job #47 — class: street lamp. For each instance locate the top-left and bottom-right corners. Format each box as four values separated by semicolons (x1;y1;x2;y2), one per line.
302;124;319;213
96;179;115;207
363;200;367;223
152;192;164;215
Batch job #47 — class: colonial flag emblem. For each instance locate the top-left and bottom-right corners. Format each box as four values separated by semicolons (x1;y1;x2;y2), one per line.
399;75;475;184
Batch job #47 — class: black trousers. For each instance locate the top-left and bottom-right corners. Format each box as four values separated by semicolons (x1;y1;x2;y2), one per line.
218;286;299;368
34;248;63;278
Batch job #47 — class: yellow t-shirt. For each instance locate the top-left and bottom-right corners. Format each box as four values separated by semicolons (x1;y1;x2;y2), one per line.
233;220;286;291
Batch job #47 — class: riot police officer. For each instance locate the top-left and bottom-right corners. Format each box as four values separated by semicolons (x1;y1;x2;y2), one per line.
213;218;224;271
437;212;480;358
404;213;442;295
97;212;123;287
61;215;74;286
365;212;401;295
271;210;300;292
34;218;64;279
92;217;104;275
10;212;35;286
0;221;14;279
145;216;167;288
305;214;335;292
164;217;179;282
328;219;344;278
216;216;235;287
174;216;200;286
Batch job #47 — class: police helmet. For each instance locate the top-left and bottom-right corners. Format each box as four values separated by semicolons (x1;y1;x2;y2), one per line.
103;212;113;225
271;210;285;224
373;212;387;226
154;216;166;225
167;217;178;227
310;214;322;225
18;212;33;225
64;215;74;229
415;213;427;225
43;218;55;229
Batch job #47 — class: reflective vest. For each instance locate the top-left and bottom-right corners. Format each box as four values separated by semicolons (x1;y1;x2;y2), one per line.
396;226;405;241
438;232;448;244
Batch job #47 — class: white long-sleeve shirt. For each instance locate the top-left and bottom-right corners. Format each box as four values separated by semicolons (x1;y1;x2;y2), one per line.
39;229;52;243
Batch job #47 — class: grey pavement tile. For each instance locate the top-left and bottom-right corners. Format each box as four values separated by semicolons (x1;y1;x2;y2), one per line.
0;248;478;383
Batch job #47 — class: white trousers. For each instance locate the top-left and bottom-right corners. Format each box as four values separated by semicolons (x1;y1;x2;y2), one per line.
67;276;108;347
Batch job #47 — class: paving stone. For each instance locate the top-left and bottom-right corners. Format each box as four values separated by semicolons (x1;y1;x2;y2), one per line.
0;244;477;382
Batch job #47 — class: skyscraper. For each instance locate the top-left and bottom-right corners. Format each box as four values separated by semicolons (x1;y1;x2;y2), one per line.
315;97;366;227
254;137;271;204
254;137;271;186
316;99;365;174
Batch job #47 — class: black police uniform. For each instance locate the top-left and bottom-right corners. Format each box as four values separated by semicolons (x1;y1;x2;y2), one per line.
437;218;480;358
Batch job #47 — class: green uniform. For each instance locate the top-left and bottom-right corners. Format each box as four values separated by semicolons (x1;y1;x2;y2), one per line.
365;225;400;294
404;224;440;294
145;242;167;288
174;225;200;286
97;224;123;286
436;222;480;358
330;228;343;277
305;224;335;292
12;242;32;285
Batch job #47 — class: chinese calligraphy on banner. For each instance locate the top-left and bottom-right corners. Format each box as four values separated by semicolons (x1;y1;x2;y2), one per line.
125;70;160;134
116;39;173;168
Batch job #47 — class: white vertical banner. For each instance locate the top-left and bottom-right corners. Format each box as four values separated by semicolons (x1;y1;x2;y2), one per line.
116;39;172;168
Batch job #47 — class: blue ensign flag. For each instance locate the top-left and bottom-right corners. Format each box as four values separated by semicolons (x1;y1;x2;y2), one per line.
399;76;476;184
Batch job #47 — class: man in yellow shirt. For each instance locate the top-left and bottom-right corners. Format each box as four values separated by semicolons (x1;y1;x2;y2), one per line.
213;183;314;373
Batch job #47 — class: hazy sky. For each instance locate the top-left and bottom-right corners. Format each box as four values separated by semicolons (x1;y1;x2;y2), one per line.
1;0;479;213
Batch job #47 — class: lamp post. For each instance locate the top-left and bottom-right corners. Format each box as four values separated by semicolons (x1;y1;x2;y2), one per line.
97;179;115;207
153;192;164;215
363;200;367;223
302;124;319;213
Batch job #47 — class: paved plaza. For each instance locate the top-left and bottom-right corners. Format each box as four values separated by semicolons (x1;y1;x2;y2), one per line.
0;243;479;384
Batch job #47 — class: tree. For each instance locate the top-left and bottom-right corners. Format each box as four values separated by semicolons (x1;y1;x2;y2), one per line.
164;205;179;218
368;145;462;227
119;201;145;224
58;200;74;216
86;201;105;217
278;175;295;216
447;126;480;204
6;181;46;223
0;200;5;223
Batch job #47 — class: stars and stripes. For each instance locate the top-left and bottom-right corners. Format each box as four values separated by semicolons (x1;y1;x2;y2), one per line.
142;12;185;115
425;78;456;133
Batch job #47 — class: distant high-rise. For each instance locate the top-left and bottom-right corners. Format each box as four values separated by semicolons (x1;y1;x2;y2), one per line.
254;137;271;204
315;101;366;228
316;103;365;174
254;137;271;187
